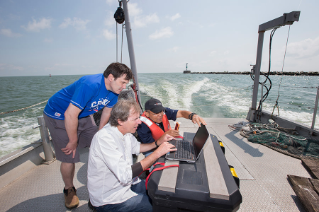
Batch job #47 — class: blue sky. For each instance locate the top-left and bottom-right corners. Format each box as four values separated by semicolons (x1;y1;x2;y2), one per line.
0;0;318;76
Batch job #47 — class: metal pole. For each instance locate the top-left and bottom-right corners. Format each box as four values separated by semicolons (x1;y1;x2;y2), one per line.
249;31;265;122
247;11;300;122
260;82;264;112
311;87;319;130
37;116;54;162
122;0;142;106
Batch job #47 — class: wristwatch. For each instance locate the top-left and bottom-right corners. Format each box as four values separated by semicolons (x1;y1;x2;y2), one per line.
189;112;196;120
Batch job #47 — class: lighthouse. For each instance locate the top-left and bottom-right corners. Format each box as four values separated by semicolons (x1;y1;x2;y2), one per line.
183;63;191;74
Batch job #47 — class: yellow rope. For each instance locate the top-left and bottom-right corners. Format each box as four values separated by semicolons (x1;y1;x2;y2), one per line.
0;100;48;115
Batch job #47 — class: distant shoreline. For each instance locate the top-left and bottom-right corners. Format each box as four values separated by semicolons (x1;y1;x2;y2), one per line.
183;71;319;76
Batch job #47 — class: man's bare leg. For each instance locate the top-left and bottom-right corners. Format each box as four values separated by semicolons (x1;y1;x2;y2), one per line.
61;162;75;189
61;162;79;209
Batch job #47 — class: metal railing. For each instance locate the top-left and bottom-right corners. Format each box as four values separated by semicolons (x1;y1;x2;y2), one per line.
37;116;55;162
311;87;319;133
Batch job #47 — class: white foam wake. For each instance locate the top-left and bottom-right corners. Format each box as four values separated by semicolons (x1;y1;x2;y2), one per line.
140;77;210;110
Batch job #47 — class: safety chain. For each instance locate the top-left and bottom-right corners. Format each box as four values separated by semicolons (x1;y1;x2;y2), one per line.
0;100;48;115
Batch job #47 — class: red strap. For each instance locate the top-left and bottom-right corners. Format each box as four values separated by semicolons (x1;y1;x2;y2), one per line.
145;164;179;190
130;84;139;104
138;162;166;177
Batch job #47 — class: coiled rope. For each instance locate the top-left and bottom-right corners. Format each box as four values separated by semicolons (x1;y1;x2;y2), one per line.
0;100;47;115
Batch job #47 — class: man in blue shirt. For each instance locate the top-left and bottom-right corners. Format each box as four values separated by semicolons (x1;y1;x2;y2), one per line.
43;62;132;209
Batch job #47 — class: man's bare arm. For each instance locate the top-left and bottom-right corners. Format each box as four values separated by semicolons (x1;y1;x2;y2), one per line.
63;103;82;158
99;107;112;130
140;142;176;171
176;110;206;126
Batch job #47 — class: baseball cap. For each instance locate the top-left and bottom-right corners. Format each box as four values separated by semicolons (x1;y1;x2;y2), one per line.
145;98;165;113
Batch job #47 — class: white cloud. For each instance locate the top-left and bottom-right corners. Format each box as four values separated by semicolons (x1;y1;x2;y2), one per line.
54;63;72;67
103;3;159;29
45;63;73;71
128;3;142;17
105;12;115;27
59;18;90;30
0;29;21;37
103;29;115;40
0;63;23;71
209;51;217;56
170;13;181;21
106;0;116;5
287;36;319;58
121;3;159;28
149;27;173;40
133;13;159;28
169;46;179;52
22;18;52;32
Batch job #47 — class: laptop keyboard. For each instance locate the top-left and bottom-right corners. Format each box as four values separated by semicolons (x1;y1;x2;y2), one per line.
174;140;194;159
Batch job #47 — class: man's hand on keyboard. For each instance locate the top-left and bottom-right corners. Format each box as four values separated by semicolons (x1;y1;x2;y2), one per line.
157;133;174;145
155;141;177;157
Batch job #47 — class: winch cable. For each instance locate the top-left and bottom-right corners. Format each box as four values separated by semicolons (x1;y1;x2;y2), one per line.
116;22;118;62
114;1;143;111
121;23;124;63
272;25;291;116
114;1;125;62
116;20;125;63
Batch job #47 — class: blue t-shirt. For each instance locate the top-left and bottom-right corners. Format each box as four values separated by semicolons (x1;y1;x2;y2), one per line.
137;107;178;144
44;74;118;120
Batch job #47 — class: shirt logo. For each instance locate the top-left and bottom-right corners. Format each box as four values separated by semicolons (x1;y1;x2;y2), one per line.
91;98;111;110
55;112;61;117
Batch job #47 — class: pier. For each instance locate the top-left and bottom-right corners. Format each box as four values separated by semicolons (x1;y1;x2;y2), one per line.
184;71;319;76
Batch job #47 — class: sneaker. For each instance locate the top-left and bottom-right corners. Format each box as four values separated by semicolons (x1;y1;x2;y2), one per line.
64;187;79;209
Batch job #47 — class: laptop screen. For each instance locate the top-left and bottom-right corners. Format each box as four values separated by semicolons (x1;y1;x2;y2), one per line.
193;124;209;158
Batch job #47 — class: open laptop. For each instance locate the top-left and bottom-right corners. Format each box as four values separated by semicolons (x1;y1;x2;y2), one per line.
165;124;209;163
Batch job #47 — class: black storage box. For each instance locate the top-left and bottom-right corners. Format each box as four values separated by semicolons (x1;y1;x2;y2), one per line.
147;133;242;212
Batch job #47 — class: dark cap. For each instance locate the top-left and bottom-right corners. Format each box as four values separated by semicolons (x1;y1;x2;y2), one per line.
145;98;165;113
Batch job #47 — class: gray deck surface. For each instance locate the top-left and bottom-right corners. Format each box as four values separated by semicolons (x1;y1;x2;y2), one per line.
0;118;311;211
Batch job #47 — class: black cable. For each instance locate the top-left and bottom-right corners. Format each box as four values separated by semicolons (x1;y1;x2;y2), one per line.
253;28;278;113
137;92;144;112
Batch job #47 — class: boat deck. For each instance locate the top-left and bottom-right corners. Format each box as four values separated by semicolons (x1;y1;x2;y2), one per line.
0;118;311;211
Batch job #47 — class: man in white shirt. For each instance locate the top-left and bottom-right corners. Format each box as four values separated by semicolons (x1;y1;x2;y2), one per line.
87;99;176;212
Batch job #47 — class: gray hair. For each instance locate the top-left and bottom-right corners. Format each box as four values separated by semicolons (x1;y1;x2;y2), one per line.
109;99;140;127
118;89;135;101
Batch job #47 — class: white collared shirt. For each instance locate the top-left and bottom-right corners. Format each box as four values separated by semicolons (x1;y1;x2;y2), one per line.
87;123;141;207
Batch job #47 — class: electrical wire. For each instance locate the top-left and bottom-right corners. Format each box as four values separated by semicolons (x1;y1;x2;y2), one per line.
254;27;278;113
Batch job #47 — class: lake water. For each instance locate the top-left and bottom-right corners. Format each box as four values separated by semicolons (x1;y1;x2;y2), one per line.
0;73;318;158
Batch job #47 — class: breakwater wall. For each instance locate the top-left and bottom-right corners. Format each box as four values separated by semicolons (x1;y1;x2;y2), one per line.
184;71;319;76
